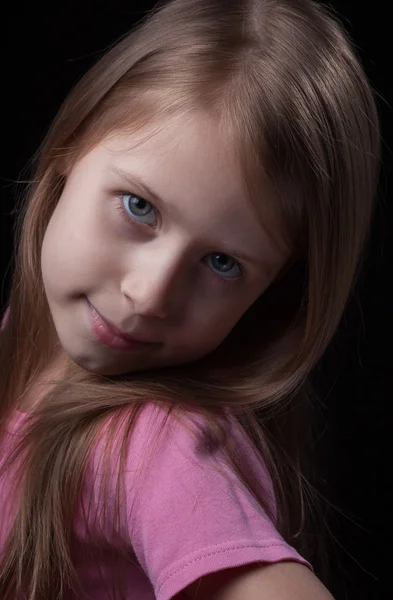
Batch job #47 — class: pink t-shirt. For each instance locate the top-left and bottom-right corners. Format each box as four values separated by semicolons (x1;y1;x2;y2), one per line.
1;310;312;598
0;402;312;599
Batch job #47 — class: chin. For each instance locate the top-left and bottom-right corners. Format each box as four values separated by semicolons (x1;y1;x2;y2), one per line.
68;350;149;377
74;357;127;376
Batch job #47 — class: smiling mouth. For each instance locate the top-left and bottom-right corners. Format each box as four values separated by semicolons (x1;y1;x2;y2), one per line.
87;300;159;351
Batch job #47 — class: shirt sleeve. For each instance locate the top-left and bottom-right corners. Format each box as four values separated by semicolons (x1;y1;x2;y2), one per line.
116;402;313;600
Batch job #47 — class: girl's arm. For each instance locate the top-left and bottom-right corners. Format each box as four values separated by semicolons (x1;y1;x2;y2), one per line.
182;561;335;599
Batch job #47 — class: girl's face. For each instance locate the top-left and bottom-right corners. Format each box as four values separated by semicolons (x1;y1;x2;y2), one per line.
41;113;289;376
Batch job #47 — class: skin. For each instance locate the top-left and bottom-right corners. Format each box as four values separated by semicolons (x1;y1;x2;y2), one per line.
40;112;288;380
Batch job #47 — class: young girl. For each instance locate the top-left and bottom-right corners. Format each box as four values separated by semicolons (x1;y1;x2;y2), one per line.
0;0;380;598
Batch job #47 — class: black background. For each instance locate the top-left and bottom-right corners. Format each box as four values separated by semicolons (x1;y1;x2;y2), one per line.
1;2;391;599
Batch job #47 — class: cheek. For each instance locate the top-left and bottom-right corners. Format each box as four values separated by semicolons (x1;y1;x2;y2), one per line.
41;196;118;292
41;217;68;294
178;300;249;358
41;214;82;293
185;280;268;358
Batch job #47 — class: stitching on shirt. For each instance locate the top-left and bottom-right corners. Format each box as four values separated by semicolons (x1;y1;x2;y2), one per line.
157;540;296;593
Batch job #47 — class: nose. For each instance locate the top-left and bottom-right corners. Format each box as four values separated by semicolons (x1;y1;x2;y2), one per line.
120;250;187;319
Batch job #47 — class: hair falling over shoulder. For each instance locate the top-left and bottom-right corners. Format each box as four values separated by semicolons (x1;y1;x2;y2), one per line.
0;0;380;598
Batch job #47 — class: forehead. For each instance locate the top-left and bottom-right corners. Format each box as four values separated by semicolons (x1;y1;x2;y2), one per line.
104;113;245;204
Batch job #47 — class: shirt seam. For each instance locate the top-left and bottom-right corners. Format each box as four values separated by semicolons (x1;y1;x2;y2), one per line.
156;538;303;594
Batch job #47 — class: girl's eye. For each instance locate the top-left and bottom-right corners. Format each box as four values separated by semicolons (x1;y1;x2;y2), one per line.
204;253;242;279
122;192;157;226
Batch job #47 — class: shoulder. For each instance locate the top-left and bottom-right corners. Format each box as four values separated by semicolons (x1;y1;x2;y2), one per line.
89;401;209;487
118;402;276;511
88;403;315;600
181;561;334;600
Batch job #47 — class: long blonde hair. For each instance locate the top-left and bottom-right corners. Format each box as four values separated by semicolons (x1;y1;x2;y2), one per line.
0;0;380;598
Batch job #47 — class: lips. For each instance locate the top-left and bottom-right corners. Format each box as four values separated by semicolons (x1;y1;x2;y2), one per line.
87;299;159;350
96;309;154;343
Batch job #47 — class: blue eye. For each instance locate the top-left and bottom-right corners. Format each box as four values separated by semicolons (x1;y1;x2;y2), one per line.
122;193;157;226
205;253;242;279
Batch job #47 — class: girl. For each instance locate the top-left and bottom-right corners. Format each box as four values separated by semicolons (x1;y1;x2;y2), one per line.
0;0;380;598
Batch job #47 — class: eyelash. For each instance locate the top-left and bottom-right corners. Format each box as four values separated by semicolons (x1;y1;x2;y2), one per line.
114;192;244;285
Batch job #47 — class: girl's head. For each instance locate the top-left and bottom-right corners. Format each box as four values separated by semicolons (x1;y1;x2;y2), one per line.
0;1;381;596
13;0;378;396
41;112;289;377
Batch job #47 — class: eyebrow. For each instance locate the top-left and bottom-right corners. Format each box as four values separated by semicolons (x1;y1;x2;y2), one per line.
108;164;279;271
